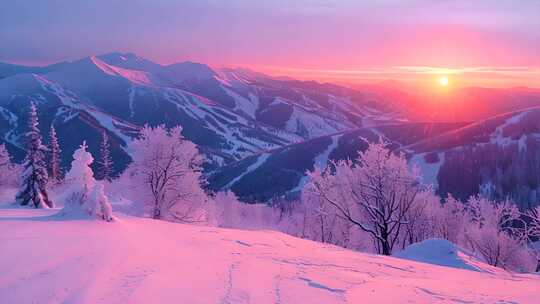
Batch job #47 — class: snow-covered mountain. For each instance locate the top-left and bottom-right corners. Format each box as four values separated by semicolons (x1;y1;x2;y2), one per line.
210;106;540;205
0;53;404;171
1;208;538;304
405;106;540;206
2;53;539;204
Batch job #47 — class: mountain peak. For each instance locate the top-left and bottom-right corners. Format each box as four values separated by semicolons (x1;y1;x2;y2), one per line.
96;52;163;72
162;61;216;82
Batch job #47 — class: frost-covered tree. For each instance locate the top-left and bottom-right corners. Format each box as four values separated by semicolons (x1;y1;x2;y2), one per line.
401;188;441;249
64;141;96;204
525;206;540;272
16;103;53;208
48;125;62;183
213;191;278;229
435;195;466;244
298;188;356;248
62;141;113;221
0;144;21;188
97;131;113;181
123;125;208;222
462;196;535;272
304;142;421;255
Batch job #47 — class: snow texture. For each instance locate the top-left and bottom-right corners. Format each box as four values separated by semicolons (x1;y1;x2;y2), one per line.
0;210;538;303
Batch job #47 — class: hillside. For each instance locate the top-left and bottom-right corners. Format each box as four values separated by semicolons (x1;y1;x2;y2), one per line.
208;122;466;201
404;107;540;204
0;208;538;303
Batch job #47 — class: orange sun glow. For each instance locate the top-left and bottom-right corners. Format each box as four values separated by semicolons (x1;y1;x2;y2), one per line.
438;76;449;87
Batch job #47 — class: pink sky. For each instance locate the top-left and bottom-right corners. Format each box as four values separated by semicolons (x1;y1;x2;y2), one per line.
1;1;539;87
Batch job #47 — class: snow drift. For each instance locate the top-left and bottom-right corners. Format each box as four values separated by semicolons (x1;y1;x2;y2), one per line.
394;238;496;272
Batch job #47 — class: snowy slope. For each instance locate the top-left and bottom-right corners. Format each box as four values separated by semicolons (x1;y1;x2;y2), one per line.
406;106;540;153
215;68;405;139
0;56;296;167
208;122;465;202
0;73;137;170
0;209;538;304
403;107;540;201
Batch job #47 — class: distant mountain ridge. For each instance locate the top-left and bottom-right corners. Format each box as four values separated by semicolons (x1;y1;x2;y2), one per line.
0;52;403;172
1;53;539;205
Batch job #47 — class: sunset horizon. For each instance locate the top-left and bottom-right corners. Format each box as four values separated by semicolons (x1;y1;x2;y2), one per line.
1;1;540;303
2;1;539;89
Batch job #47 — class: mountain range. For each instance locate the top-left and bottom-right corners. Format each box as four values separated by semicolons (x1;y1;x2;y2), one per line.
1;53;539;206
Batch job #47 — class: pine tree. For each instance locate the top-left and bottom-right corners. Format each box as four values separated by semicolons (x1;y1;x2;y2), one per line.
48;125;62;183
16;103;53;208
98;131;113;181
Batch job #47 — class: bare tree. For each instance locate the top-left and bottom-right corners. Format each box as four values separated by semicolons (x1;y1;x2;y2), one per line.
304;142;421;255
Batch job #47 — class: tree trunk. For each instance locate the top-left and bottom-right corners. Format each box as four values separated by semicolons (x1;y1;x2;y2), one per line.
153;208;161;219
381;241;391;256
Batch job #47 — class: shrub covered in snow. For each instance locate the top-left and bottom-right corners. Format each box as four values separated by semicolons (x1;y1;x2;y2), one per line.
86;184;114;221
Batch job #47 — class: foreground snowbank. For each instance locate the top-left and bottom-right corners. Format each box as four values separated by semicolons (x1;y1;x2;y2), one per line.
0;209;539;304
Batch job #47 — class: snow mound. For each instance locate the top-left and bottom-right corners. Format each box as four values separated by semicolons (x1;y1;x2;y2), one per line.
394;238;489;272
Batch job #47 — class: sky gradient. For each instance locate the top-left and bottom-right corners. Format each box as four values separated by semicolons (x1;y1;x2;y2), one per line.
1;0;539;87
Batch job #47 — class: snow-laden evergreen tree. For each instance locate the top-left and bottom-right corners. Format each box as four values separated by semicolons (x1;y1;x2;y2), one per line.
64;141;95;204
97;131;113;181
16;103;53;208
48;125;62;183
63;142;114;221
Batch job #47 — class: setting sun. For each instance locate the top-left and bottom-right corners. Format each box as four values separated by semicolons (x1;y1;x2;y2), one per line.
438;76;449;87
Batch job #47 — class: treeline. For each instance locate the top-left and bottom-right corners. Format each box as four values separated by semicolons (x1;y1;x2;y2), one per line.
438;137;540;210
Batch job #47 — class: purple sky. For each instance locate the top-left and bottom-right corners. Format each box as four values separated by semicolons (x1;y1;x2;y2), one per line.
1;0;539;86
